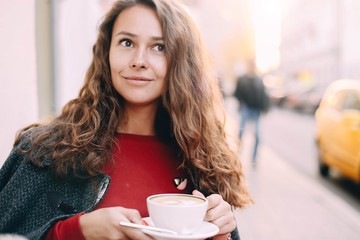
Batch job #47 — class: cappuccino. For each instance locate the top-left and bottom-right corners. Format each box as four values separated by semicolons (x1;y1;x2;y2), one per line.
147;193;208;234
150;195;205;206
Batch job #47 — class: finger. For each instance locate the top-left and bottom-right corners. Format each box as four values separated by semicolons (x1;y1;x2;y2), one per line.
205;194;223;212
120;225;154;240
210;212;236;234
192;189;205;198
206;200;232;222
116;208;155;239
207;206;236;236
119;207;143;224
217;220;237;235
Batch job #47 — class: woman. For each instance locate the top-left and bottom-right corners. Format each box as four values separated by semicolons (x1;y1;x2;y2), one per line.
0;0;251;239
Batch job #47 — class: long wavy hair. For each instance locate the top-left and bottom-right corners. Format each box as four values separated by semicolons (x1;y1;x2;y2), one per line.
16;0;251;208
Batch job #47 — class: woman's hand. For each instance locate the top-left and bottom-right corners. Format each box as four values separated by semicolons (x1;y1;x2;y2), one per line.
193;190;236;240
79;207;154;240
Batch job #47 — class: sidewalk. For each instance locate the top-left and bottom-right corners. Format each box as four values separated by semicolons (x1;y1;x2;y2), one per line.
234;136;360;240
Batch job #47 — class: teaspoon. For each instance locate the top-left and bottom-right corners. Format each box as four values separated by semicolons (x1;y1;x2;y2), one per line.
119;221;178;235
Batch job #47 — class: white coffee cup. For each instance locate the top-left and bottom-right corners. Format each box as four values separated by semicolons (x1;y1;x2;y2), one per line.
146;193;208;235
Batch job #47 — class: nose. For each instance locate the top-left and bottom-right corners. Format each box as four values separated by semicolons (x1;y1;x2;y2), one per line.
130;47;149;69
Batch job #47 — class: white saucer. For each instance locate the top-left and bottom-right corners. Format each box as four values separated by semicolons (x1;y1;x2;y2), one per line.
142;217;219;240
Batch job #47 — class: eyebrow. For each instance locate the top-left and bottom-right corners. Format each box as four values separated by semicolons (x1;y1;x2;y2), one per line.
115;31;163;41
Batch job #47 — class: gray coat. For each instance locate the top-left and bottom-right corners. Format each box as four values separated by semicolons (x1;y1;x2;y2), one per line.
0;134;240;240
0;134;110;239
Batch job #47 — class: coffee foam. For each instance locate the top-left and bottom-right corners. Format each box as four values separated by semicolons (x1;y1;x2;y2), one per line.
151;195;204;206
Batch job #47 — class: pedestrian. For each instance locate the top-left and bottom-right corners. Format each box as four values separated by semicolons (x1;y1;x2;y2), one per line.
0;1;252;240
234;59;270;165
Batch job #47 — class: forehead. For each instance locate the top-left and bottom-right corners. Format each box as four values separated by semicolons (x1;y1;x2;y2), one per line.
112;4;163;37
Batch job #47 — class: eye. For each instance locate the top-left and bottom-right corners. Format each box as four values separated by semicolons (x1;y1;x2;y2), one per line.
119;39;133;47
153;44;166;52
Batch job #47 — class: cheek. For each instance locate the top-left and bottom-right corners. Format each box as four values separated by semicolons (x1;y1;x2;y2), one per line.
109;45;130;72
110;54;126;73
154;58;168;80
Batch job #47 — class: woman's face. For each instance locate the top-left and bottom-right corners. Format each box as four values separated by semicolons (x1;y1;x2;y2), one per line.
109;4;168;108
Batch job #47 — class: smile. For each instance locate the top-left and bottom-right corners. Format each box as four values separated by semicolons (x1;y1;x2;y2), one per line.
124;76;153;81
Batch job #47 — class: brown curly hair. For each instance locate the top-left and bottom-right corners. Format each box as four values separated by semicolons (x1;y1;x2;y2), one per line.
16;0;251;208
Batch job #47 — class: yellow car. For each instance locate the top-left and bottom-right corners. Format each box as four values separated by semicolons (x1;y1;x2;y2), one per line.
315;79;360;182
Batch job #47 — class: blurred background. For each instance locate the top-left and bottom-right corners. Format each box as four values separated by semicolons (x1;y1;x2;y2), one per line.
1;0;360;239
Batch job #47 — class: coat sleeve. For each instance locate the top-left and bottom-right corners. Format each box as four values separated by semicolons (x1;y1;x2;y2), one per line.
231;227;241;240
0;132;75;240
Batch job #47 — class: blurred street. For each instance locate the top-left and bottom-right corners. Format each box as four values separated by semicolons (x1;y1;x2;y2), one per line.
262;105;360;214
224;97;360;240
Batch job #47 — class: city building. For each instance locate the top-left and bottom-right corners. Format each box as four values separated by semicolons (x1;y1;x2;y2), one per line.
278;0;360;89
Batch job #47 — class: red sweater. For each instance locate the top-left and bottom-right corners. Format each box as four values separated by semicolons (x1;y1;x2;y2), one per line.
45;133;191;240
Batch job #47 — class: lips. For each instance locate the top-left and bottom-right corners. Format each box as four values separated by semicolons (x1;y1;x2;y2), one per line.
124;76;153;81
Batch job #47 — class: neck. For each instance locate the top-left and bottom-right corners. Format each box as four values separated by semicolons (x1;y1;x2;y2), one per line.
118;103;159;136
